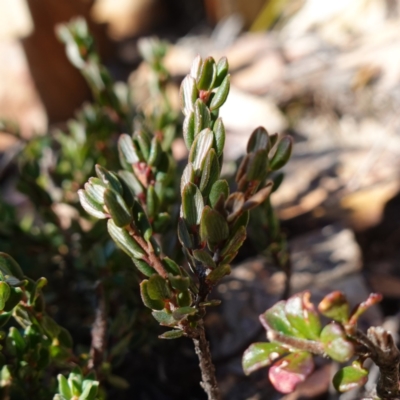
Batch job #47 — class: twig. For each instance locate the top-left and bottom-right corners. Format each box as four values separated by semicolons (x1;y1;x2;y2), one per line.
88;282;107;372
192;320;221;400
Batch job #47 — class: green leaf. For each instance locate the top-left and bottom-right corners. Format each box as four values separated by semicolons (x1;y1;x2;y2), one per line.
213;118;225;156
210;75;230;111
119;134;139;164
260;301;304;338
269;136;293;171
180;163;195;195
135;130;151;161
159;330;184;339
140;281;164;310
199;149;220;196
209;180;229;208
104;189;132;227
118;170;144;196
243;342;287;375
199;206;229;248
196;56;217;90
7;327;25;357
0;282;10;311
318;291;350;324
160;258;180;276
180;75;198;116
245;149;268;182
131;258;155;277
153;212;171;233
168;274;190;291
182;183;204;226
269;352;314;394
95;165;123;194
58;374;72;399
0;312;11;327
183;112;195;149
177;218;193;249
220;226;247;260
107;220;146;259
0;254;24;281
194;99;211;135
206;264;231;283
193;249;216;269
78;189;107;219
172;306;197;321
148;137;162;167
177;290;192;307
190;55;202;79
146;185;159;218
147;275;171;300
189;128;214;172
78;380;99;400
132;201;153;241
332;364;368;393
41;315;61;339
284;292;321;340
320;322;354;362
84;178;106;204
58;327;73;349
152;310;176;326
247;126;269;153
215;57;229;87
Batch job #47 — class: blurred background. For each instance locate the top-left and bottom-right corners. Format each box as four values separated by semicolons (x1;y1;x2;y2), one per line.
1;0;400;399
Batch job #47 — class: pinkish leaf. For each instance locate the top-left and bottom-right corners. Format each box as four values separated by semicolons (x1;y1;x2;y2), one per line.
268;352;314;394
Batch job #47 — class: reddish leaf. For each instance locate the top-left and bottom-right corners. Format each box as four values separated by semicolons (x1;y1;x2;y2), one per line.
269;352;314;394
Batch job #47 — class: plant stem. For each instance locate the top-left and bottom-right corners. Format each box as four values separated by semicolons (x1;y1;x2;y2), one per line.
192;320;221;400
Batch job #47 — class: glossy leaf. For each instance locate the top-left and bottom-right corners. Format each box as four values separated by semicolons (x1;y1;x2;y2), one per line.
180;75;198;116
193;249;216;269
140;281;164;310
0;253;24;280
196;56;217;90
132;259;156;277
199;206;229;247
78;189;107;219
243;342;287;375
213;118;225;156
260;301;304;338
189;128;214;172
320;322;354;362
95;165;123;194
247;126;269;153
318;291;350;324
284;292;321;340
182;183;204;226
119;134;139;164
0;282;10;311
209;179;229;209
104;189;132;227
332;363;368;393
147;275;171;300
206;264;231;283
168;274;190;291
215;57;229;87
159;330;184;340
199;149;220;196
269;352;314;394
269;136;293;171
173;306;197;321
107;220;146;259
58;374;72;399
152;310;176;327
183;112;195;149
210;75;230;111
194;99;211;135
